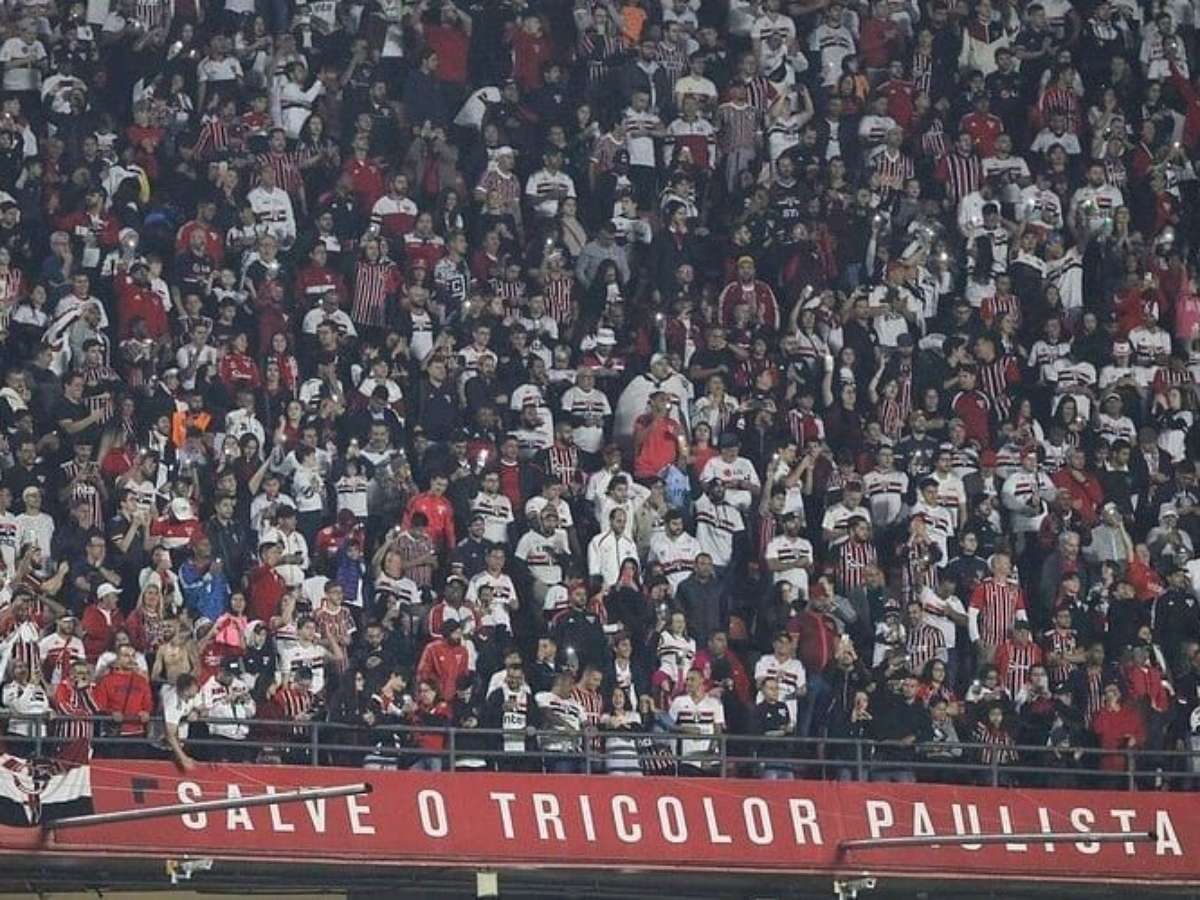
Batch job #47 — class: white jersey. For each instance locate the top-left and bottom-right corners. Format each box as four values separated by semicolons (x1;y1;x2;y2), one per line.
247;186;296;246
699;456;760;511
1069;184;1123;235
467;570;519;629
514;528;570;586
918;586;966;649
668;692;725;760
470;491;514;545
648;531;702;592
560;386;612;454
862;470;908;527
277;640;328;695
765;534;814;596
693;495;744;568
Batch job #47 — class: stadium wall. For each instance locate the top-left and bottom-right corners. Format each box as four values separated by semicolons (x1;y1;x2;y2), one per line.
3;762;1198;886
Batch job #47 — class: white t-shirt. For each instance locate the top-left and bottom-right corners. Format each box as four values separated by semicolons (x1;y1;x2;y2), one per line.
765;534;814;596
668;692;725;760
276;639;328;695
161;684;202;742
0;38;46;91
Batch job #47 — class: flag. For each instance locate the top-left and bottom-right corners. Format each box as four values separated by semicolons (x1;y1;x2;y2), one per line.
0;754;93;826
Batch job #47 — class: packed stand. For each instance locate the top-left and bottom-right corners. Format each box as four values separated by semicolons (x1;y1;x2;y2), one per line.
0;0;1199;785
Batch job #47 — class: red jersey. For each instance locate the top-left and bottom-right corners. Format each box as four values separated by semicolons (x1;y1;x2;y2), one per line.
510;28;552;91
80;605;125;663
960;112;1005;157
951;389;992;447
424;24;470;85
403;493;456;553
878;78;916;131
93;669;153;736
343;157;386;210
633;414;682;479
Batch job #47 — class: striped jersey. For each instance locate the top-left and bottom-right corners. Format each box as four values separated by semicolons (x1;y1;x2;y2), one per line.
969;578;1026;647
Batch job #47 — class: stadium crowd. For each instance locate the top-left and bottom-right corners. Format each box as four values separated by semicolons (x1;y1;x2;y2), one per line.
0;0;1199;785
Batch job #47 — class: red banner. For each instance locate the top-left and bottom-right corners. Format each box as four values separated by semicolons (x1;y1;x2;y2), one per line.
8;763;1198;884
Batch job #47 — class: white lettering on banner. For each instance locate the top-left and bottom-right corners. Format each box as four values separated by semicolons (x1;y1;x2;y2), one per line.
789;798;823;845
225;785;254;831
1111;809;1138;856
744;798;773;846
578;795;597;843
657;797;688;844
613;795;641;843
178;781;206;830
1156;811;1183;856
418;789;449;838
912;802;934;839
1071;808;1100;854
490;792;517;839
703;797;732;844
304;797;327;833
533;793;566;841
157;780;1187;860
265;786;296;833
866;800;893;838
950;804;982;850
996;806;1027;852
1037;807;1056;853
348;795;375;835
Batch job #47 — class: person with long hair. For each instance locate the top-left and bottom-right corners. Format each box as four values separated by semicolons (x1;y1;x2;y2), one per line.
350;236;403;334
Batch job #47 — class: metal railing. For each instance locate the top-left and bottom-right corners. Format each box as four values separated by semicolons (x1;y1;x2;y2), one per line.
3;711;1197;791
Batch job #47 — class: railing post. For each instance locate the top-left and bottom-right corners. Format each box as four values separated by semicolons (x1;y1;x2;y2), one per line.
719;733;727;778
991;753;1000;788
583;732;592;775
1127;750;1136;792
310;720;320;767
448;726;457;772
855;739;864;782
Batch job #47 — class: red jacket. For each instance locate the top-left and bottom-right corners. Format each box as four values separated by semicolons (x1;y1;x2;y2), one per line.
1091;703;1146;772
1122;661;1170;713
1050;468;1104;526
218;352;262;391
717;279;780;330
1169;64;1200;152
405;700;454;750
115;272;168;339
416;638;471;703
404;493;456;553
56;209;119;255
80;604;125;663
294;263;346;306
247;563;287;622
93;669;153;735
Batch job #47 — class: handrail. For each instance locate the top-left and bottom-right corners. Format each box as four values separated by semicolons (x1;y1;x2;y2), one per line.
1;710;1192;790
